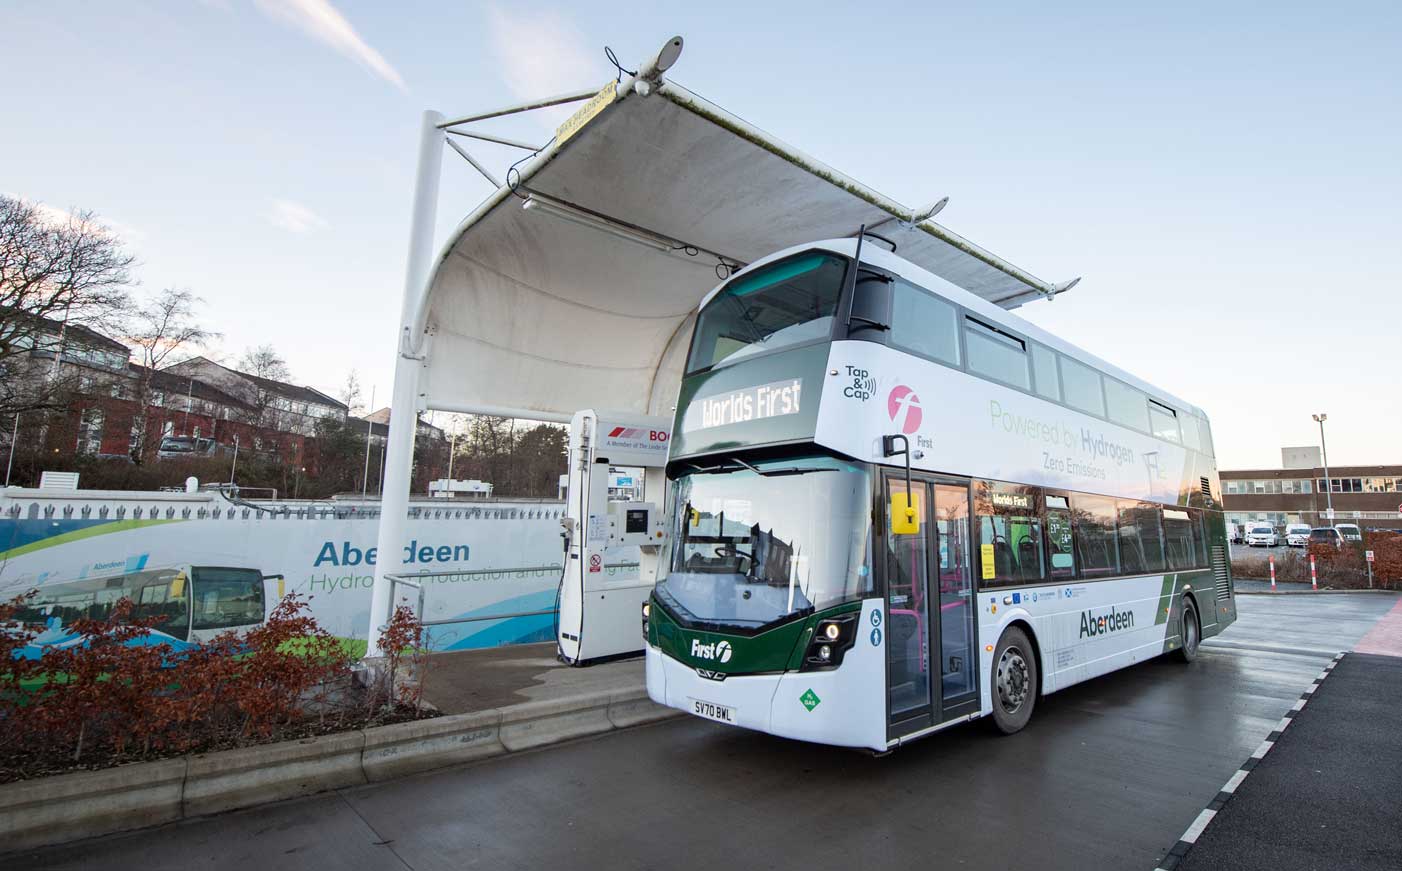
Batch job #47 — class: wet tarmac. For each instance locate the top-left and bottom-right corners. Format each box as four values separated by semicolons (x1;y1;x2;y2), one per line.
13;592;1399;871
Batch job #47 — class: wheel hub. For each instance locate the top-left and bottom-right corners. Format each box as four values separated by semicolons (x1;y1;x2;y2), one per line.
997;648;1029;714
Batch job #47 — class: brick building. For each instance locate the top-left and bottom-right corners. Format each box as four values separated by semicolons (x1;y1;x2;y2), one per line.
1221;446;1402;531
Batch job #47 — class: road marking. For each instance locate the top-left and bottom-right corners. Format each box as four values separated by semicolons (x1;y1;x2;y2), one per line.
1180;809;1217;844
1153;652;1347;871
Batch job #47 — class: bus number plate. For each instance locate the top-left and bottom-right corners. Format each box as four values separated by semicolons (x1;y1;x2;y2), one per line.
689;698;737;725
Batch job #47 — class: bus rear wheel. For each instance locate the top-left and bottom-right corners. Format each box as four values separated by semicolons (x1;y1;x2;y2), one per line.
991;626;1037;734
1173;598;1200;663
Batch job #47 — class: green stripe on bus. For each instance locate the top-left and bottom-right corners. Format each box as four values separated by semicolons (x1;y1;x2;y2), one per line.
0;519;180;562
1154;574;1177;625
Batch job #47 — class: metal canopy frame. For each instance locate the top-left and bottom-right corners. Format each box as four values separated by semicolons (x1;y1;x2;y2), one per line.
365;36;1080;654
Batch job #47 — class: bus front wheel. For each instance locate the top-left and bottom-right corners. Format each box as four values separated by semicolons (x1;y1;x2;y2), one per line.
1173;598;1200;663
991;626;1037;734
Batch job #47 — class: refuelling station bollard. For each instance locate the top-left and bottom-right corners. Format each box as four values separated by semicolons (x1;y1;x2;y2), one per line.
1269;555;1276;591
1310;553;1318;590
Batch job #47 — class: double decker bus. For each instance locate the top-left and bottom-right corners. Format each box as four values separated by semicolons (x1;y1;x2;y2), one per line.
644;238;1234;750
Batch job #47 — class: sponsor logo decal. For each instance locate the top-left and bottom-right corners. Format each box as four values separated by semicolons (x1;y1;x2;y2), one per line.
887;385;923;434
799;688;821;712
842;366;876;402
1079;605;1136;638
606;427;668;442
690;638;733;663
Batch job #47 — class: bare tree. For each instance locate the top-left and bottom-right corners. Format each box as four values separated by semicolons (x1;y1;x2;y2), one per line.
0;195;135;417
339;369;364;416
236;344;290;427
125;289;217;463
238;344;290;382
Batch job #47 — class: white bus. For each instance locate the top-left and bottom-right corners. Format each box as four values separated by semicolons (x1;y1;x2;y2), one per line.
10;565;274;657
644;237;1234;751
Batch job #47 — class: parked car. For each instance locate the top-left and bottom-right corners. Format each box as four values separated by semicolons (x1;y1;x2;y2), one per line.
1285;523;1312;547
1308;527;1345;551
156;436;217;459
1225;522;1244;544
1334;523;1363;543
1246;524;1279;547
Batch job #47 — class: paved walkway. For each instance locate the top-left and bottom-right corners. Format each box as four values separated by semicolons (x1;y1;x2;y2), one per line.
1177;652;1402;871
1354;596;1402;656
420;642;643;714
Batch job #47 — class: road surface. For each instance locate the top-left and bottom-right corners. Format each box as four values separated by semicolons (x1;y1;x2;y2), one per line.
15;593;1399;871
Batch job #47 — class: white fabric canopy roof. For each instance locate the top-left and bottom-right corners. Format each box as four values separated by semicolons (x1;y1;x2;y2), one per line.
416;77;1075;421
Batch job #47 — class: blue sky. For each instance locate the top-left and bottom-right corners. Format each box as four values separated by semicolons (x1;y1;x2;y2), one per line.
2;1;1398;469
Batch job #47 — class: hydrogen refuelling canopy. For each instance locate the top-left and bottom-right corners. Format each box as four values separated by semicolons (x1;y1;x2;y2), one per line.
406;37;1078;423
367;36;1079;654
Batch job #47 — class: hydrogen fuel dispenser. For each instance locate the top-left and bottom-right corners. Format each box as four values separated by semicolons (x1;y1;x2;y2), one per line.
556;410;671;664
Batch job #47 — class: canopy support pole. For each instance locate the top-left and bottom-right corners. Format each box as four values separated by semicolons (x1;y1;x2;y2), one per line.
368;109;444;658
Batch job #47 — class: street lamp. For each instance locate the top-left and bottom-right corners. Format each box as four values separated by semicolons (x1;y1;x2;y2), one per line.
1313;413;1333;524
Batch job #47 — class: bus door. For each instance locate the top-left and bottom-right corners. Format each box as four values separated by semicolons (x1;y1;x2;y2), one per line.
932;484;978;720
885;476;979;737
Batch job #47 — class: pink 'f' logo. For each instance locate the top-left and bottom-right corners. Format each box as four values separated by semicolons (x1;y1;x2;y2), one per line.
887;385;923;434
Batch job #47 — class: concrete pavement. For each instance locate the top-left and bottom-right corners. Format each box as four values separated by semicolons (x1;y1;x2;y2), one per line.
12;592;1400;871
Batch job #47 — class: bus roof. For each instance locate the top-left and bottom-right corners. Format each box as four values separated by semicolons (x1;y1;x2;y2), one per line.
707;239;1208;423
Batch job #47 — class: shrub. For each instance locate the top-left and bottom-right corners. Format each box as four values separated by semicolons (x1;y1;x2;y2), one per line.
1;592;429;781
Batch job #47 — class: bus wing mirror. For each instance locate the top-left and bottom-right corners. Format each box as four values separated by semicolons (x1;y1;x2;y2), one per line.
848;275;892;333
891;493;920;535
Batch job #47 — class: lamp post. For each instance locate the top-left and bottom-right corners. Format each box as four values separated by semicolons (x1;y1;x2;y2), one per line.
1313;413;1333;524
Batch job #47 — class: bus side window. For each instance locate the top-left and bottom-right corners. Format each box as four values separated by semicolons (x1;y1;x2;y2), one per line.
135;575;189;637
1116;501;1166;575
1193;509;1211;567
975;483;1044;587
1072;494;1119;577
1163;509;1195;570
1045;495;1076;579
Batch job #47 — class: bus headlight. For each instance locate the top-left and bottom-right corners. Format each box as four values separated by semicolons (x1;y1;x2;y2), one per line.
641;601;651;638
802;614;858;671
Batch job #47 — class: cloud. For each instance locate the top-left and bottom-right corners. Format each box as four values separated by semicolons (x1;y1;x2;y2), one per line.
253;0;406;91
267;199;329;233
485;4;596;123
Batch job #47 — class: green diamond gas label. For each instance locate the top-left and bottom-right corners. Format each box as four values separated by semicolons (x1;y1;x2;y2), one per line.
799;689;821;712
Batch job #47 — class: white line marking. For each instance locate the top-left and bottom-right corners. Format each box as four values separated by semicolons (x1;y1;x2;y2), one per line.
1292;699;1306;711
1252;740;1275;759
1222;769;1249;794
1304;683;1318;695
1276;717;1292;732
1181;808;1217;844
